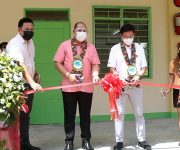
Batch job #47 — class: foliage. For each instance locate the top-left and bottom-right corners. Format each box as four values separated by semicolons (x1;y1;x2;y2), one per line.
0;52;25;127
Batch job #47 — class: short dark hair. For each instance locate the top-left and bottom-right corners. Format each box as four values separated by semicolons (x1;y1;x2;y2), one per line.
0;42;8;49
73;22;87;30
120;24;135;34
18;17;34;28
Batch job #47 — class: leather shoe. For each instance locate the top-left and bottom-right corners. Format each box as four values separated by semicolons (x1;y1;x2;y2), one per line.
64;143;74;150
138;141;151;150
82;141;94;150
114;142;123;150
21;144;41;150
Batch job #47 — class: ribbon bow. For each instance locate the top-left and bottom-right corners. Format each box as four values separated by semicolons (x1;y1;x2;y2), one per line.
101;73;123;120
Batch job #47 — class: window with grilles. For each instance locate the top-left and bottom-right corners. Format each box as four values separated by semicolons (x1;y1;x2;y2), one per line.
93;7;151;77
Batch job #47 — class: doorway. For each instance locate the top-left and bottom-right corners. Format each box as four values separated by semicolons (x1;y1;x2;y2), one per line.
25;10;70;124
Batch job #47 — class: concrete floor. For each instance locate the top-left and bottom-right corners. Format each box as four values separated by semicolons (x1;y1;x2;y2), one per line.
29;118;180;150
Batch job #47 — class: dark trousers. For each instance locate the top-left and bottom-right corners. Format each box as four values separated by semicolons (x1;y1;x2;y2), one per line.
62;91;93;143
173;89;180;108
20;93;34;147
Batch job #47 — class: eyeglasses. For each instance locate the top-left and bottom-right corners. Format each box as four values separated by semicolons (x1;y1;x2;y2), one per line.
75;28;87;32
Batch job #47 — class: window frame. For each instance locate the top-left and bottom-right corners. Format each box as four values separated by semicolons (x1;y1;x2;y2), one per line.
92;5;152;78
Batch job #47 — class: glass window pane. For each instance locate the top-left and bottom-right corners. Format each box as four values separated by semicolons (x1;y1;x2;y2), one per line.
123;9;148;18
94;8;120;18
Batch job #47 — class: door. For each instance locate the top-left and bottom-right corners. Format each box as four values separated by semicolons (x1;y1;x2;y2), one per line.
30;21;70;124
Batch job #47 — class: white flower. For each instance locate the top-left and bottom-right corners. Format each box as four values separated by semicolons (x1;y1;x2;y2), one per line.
5;83;13;89
0;78;6;83
0;87;3;93
0;99;5;104
0;108;5;113
9;73;13;78
13;75;20;82
10;60;15;66
0;53;25;125
7;95;13;100
0;65;5;69
21;84;25;90
17;85;22;90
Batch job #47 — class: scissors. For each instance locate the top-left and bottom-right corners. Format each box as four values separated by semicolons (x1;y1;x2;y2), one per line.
160;88;166;100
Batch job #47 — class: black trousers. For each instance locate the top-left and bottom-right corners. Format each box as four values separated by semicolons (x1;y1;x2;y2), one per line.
20;93;34;147
173;89;180;108
62;91;93;143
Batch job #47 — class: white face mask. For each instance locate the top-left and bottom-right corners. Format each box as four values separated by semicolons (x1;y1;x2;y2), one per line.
122;37;134;46
76;32;87;42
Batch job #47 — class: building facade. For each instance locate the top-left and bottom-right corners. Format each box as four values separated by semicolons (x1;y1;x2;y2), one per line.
0;0;179;124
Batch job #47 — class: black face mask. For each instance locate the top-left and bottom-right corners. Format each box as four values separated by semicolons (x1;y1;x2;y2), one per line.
22;31;34;41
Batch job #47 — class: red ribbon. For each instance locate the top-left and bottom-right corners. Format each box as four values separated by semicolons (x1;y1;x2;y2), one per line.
22;73;180;120
140;81;180;88
20;103;29;113
23;82;94;95
19;95;29;113
23;80;180;95
101;73;123;120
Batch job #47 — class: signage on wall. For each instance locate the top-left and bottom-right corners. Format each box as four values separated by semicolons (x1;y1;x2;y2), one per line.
174;0;180;7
